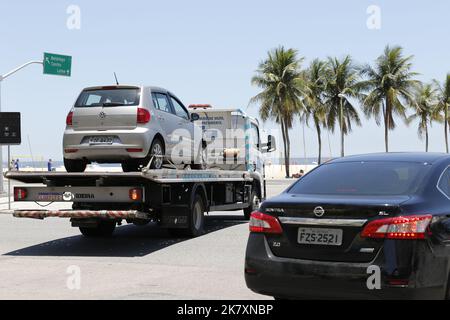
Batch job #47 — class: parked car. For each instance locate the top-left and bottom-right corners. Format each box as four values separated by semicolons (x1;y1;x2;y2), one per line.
245;153;450;300
63;85;203;172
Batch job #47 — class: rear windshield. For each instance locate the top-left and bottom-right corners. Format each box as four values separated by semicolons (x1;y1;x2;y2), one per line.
75;88;140;107
288;161;431;196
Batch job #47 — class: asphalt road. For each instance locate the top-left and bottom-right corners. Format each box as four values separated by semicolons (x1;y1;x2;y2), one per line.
0;178;294;300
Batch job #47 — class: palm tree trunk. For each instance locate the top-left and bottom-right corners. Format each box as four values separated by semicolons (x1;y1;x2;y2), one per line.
314;118;322;164
280;119;289;178
284;118;291;178
426;125;429;152
445;105;449;153
384;98;390;153
340;99;344;157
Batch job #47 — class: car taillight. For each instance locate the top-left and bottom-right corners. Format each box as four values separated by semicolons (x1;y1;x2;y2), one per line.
249;211;283;234
137;108;151;124
14;187;27;201
66;111;73;126
129;188;142;201
361;215;432;240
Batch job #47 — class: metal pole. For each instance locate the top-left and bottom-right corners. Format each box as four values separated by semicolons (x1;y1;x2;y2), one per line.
0;60;43;194
7;145;10;210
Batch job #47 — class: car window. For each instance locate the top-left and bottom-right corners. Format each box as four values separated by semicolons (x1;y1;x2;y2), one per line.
152;93;172;113
170;96;189;120
75;88;140;107
438;167;450;198
288;161;431;196
250;123;260;149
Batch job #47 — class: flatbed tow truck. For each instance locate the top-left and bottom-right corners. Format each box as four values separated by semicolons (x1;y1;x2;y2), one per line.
6;107;276;237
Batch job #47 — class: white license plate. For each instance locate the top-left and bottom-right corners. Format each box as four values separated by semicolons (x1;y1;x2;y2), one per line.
89;136;114;145
298;227;343;246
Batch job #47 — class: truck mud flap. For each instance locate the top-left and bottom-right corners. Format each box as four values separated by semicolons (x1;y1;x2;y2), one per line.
160;205;189;228
13;210;150;220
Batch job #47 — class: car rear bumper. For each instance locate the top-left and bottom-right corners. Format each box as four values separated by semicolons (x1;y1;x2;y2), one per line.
63;127;156;161
245;234;446;300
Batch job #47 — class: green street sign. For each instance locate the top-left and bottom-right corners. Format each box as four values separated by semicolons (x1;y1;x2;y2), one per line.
43;52;72;77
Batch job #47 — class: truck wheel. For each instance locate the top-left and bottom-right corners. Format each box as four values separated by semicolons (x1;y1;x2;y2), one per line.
64;158;87;173
169;195;205;238
79;220;116;237
244;187;260;220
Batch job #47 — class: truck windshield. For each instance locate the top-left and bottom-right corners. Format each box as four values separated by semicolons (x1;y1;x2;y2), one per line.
75;88;140;107
288;161;431;196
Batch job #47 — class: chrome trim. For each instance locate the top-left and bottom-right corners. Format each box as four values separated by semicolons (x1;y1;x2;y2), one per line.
437;165;450;200
278;217;367;227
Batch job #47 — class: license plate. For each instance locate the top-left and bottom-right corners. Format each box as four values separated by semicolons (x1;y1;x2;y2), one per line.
298;227;343;246
89;136;114;145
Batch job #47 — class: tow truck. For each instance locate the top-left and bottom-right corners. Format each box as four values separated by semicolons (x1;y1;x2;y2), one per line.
6;106;276;237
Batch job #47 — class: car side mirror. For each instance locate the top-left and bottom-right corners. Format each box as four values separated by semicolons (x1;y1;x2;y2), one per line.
191;113;200;121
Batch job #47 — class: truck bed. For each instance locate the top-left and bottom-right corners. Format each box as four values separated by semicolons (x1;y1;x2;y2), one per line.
5;169;253;185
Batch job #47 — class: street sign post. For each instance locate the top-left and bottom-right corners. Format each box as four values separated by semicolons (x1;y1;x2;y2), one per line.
43;52;72;77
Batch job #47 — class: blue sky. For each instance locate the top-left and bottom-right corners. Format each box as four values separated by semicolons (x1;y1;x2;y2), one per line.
1;0;450;161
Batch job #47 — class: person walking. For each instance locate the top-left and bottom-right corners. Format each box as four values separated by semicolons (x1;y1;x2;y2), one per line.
10;159;15;171
14;159;19;171
47;159;52;172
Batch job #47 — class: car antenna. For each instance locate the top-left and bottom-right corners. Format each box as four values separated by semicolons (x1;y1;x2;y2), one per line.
114;72;119;85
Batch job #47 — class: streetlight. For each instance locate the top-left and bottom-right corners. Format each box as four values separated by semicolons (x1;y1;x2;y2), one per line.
0;60;43;194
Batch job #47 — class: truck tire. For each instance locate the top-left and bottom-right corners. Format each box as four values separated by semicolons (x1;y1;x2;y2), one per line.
64;158;87;173
79;220;116;237
169;195;205;238
244;187;260;220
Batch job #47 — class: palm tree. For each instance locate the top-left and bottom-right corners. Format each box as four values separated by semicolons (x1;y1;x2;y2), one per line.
302;59;328;164
323;55;362;157
433;74;450;153
360;45;419;152
250;47;305;178
407;83;442;152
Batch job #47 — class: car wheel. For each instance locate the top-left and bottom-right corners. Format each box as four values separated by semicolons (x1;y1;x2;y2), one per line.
149;138;164;170
191;141;207;170
121;160;140;172
169;194;205;238
79;220;116;237
244;186;261;220
64;158;87;173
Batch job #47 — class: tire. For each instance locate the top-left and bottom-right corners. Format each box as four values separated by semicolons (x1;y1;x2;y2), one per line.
64;158;87;173
121;160;140;172
169;194;205;238
148;138;164;170
79;220;116;237
244;185;261;220
191;140;206;170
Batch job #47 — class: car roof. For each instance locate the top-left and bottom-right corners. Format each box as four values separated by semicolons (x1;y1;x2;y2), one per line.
329;152;450;164
82;85;169;92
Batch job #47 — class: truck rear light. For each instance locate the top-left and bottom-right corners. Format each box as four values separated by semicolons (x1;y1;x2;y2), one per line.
126;148;143;153
64;149;79;153
66;111;73;126
249;211;283;234
129;188;142;201
361;215;432;240
137;108;151;124
14;187;27;201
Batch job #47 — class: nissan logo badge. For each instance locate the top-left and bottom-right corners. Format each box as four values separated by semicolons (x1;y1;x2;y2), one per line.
313;206;325;217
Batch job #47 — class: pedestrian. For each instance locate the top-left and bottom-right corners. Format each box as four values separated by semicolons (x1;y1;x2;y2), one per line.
14;159;19;171
47;159;52;172
10;159;15;171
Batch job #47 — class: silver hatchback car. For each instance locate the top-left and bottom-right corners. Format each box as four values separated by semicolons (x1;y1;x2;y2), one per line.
63;85;203;172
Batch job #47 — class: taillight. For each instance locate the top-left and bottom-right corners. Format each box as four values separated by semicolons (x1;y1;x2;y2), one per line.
129;188;143;201
14;187;27;201
361;215;432;240
137;108;151;124
66;111;73;126
249;211;283;234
